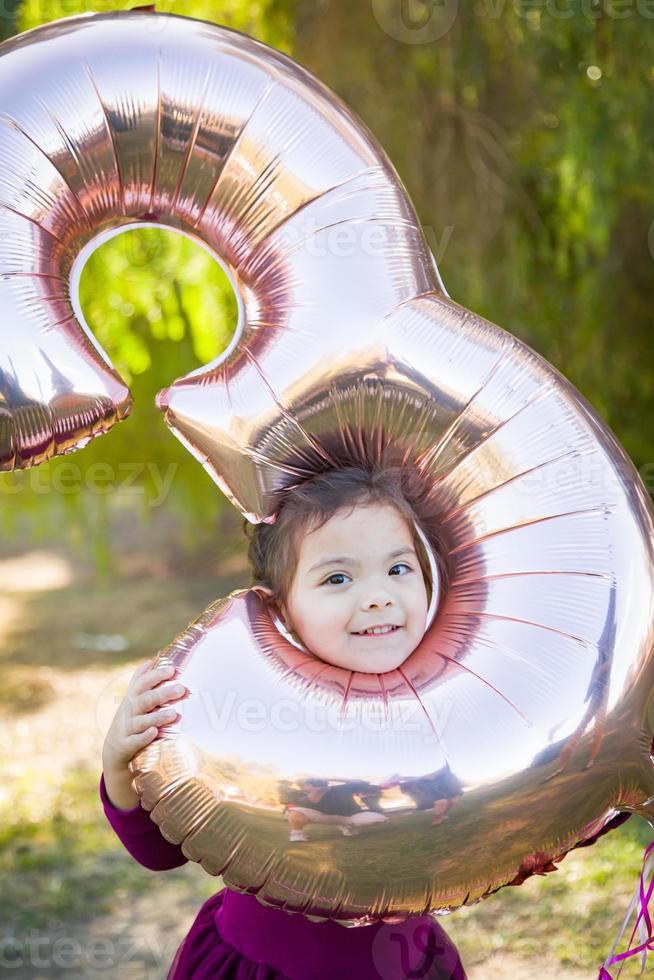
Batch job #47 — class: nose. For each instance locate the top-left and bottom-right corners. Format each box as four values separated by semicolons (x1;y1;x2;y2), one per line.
362;590;394;610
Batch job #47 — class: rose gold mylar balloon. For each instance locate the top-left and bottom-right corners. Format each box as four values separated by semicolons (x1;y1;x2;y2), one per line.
3;9;654;924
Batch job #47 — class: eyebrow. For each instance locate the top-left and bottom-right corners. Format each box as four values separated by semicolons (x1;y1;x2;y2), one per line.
308;548;416;574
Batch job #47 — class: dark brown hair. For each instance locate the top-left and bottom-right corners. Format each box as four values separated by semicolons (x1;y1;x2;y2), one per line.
243;466;438;612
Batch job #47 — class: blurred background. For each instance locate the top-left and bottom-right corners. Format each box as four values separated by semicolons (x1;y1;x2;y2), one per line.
1;1;653;976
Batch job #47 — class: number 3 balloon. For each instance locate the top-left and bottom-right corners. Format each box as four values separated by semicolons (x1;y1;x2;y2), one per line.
3;10;654;924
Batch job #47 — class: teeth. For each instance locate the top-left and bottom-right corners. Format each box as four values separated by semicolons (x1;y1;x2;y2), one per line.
359;625;397;635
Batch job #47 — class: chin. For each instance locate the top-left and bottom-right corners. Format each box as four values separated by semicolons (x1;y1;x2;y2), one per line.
317;646;413;674
356;655;412;674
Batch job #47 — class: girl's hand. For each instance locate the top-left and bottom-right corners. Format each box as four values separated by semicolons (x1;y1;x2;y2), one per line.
102;659;187;778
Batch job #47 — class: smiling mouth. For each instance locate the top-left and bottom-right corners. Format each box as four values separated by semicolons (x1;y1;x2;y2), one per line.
352;625;402;637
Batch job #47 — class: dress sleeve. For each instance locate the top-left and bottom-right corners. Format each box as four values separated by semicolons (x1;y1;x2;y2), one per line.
99;772;189;871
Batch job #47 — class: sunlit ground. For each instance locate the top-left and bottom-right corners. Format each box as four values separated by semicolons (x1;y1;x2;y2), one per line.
0;547;650;978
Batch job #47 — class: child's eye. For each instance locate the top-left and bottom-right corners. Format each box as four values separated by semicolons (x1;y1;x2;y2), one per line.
321;565;412;586
322;572;351;586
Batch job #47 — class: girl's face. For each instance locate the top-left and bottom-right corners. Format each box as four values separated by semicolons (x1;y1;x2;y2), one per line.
279;501;429;673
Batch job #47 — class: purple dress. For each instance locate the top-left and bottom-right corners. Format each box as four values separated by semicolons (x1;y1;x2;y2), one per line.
99;773;466;979
100;774;630;978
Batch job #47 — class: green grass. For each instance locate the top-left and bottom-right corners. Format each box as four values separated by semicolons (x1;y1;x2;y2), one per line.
446;815;653;969
2;766;153;928
1;558;652;975
2;761;650;972
0;763;217;932
1;766;145;928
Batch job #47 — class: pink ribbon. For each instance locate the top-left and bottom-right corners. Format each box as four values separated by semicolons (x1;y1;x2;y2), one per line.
599;840;654;978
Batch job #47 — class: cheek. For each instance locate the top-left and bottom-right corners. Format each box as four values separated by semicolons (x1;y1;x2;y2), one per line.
289;593;349;639
407;583;429;625
285;593;313;632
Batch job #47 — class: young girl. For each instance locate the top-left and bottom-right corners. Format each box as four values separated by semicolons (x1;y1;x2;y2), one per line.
99;465;467;979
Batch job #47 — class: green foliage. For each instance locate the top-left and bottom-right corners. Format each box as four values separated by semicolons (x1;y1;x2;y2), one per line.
0;228;240;568
3;5;651;971
0;764;217;930
74;227;238;552
446;814;654;969
18;0;296;51
2;0;653;569
0;0;21;40
0;0;298;571
297;2;654;468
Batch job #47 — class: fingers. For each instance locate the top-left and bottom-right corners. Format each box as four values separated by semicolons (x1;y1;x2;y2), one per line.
132;661;176;696
131;703;180;734
126;724;159;746
135;679;187;714
104;661;185;769
121;660;187;741
131;658;159;686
